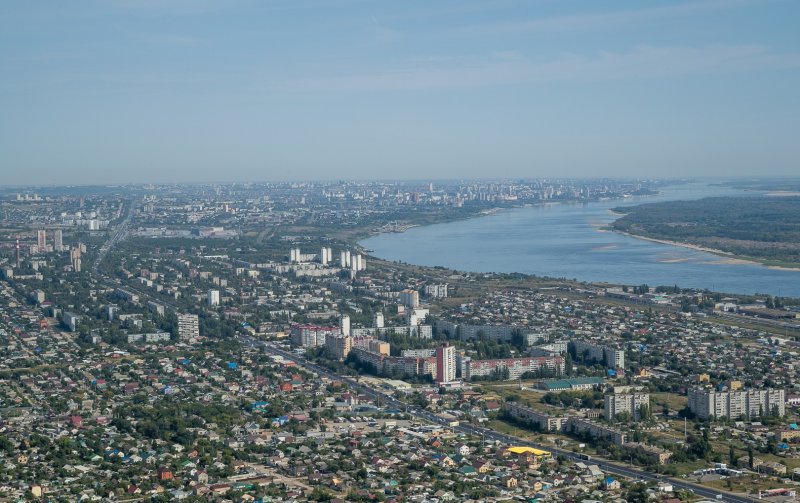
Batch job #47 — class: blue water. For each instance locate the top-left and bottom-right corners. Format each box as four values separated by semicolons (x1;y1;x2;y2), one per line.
360;182;800;297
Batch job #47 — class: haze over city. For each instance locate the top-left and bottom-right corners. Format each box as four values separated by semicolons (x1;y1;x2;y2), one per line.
2;0;799;185
4;3;800;501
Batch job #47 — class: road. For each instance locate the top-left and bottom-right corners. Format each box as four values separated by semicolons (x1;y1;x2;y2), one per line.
92;199;135;274
240;334;761;503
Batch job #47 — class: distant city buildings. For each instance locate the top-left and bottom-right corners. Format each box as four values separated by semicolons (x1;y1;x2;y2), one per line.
208;289;220;306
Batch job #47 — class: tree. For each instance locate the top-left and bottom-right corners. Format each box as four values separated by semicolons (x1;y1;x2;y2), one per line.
565;352;574;376
624;482;649;503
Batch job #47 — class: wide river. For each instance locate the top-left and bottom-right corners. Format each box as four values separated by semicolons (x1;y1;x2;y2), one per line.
360;182;800;297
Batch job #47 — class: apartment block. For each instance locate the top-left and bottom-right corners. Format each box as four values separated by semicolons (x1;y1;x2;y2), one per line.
463;356;564;381
290;324;340;348
503;402;569;432
688;387;785;420
572;340;625;368
604;393;650;421
177;313;200;340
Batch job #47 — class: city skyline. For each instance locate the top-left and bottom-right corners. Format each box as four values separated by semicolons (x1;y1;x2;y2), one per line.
2;0;799;184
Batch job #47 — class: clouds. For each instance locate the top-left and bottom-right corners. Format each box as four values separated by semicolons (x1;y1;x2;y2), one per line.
1;0;799;183
285;44;800;93
450;0;769;36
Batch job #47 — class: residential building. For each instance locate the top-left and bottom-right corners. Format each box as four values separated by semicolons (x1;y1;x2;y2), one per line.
178;313;200;340
436;344;456;383
326;335;352;360
604;393;650;421
291;324;339;348
462;356;565;381
503;402;569;432
568;418;628;446
572;340;625;368
688;387;785;420
399;289;420;308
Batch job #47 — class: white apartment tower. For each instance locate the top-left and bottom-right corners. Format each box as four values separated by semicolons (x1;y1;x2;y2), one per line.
208;289;220;306
688;387;785;420
436;344;457;384
53;229;63;252
178;313;200;340
604;393;650;421
399;289;420;308
340;314;351;337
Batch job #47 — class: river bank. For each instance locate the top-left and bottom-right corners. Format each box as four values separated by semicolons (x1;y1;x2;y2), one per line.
360;182;800;297
610;230;800;271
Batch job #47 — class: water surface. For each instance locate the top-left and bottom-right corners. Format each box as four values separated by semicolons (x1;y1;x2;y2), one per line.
361;183;800;297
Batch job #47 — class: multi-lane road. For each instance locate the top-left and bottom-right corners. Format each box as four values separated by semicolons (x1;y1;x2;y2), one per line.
240;335;762;503
92;199;134;274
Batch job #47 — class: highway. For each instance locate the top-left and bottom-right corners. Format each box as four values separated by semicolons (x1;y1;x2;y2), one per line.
240;334;762;503
92;199;135;274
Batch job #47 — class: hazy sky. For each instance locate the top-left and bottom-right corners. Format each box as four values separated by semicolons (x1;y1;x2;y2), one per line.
2;0;799;185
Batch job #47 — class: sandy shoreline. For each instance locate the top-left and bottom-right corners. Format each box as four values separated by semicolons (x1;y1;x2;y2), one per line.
613;231;800;271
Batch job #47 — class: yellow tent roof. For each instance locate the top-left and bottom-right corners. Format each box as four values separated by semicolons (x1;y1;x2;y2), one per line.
507;446;550;456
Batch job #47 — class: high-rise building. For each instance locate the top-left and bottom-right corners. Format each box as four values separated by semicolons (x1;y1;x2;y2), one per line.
208;290;220;306
37;230;46;249
424;284;449;298
399;289;420;308
604;393;651;421
291;324;339;347
340;314;350;337
435;344;457;383
178;313;200;340
572;340;625;369
326;335;353;360
688;387;785;420
70;247;82;272
367;339;390;355
53;229;63;252
374;312;384;328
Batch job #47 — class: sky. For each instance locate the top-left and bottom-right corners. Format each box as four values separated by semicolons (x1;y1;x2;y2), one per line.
1;0;799;185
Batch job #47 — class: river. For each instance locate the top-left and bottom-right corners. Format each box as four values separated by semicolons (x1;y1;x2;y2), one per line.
360;182;800;297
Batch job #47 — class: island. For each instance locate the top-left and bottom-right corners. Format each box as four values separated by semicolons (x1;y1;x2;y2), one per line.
610;196;800;269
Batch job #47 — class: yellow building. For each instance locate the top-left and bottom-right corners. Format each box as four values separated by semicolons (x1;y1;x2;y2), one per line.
507;446;552;463
725;380;743;391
